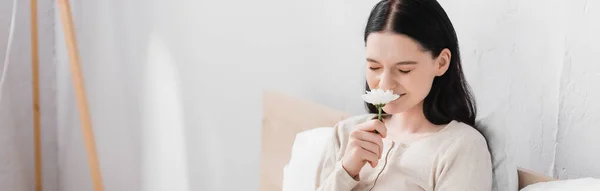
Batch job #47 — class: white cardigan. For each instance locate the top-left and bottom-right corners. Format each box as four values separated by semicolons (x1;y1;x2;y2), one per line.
315;114;493;191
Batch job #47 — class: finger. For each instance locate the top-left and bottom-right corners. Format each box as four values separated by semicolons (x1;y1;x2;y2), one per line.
357;140;381;159
353;131;384;156
358;149;379;167
357;120;387;138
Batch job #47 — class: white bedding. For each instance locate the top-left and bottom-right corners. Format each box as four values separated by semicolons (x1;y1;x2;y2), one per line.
283;127;334;191
520;178;600;191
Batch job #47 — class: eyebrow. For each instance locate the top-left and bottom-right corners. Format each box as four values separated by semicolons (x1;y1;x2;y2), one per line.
366;58;417;65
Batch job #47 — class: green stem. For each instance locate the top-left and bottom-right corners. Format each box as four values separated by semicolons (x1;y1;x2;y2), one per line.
378;106;382;122
373;105;384;135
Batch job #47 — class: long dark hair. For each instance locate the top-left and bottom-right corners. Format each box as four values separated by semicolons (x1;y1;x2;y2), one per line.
364;0;477;127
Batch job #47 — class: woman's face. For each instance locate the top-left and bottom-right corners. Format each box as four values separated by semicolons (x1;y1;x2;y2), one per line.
365;32;450;114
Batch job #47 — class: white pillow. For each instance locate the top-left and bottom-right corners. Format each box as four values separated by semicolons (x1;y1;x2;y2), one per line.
476;112;519;191
520;178;600;191
283;127;334;191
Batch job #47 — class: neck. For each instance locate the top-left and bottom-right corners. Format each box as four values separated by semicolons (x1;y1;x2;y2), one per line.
386;102;432;134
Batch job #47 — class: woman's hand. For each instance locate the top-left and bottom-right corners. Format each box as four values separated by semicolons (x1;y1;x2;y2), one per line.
341;119;387;178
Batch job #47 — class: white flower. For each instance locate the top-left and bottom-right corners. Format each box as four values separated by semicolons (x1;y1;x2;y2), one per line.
362;89;400;106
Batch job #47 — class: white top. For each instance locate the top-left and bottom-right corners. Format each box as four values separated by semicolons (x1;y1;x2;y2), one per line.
315;114;493;191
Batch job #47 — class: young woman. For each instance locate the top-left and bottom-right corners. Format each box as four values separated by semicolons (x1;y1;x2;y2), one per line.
315;0;492;190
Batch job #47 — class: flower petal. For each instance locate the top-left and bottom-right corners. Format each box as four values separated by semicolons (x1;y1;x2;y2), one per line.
362;88;400;105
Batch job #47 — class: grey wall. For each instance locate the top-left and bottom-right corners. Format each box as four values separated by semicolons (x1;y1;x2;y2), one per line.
0;0;57;190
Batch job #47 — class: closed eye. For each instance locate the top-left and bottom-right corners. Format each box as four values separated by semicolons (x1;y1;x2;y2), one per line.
398;69;411;74
369;67;381;70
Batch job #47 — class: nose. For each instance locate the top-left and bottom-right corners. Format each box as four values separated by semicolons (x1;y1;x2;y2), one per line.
378;70;397;91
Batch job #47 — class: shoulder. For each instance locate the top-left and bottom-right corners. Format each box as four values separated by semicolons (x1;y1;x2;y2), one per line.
432;121;493;190
440;121;489;153
453;121;487;142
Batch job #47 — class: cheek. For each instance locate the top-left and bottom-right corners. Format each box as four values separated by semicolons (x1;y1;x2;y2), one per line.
404;70;435;95
365;71;378;89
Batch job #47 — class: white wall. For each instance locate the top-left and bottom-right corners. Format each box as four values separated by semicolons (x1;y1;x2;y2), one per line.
0;0;57;190
56;0;373;190
554;0;600;179
147;0;374;190
442;0;566;177
440;0;600;179
51;0;600;191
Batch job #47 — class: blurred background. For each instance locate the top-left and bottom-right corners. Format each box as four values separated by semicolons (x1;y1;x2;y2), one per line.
0;0;599;190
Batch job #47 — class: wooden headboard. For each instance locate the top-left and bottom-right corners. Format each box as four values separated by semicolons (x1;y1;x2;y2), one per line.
260;90;555;191
260;90;349;191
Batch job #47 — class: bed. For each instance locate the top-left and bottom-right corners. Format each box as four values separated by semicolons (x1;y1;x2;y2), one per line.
260;90;556;191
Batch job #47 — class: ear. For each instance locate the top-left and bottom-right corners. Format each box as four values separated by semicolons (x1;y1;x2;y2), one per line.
435;48;451;76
